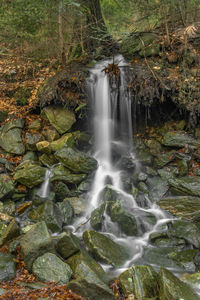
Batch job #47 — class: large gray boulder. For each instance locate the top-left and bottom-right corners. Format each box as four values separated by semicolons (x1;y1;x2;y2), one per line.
0;119;25;154
43;106;76;134
168;176;200;197
33;252;72;284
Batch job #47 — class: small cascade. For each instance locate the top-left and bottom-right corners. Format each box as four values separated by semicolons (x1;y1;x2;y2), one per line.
72;55;173;274
36;167;54;198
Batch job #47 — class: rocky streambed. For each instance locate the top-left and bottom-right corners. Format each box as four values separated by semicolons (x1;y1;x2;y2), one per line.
0;105;200;299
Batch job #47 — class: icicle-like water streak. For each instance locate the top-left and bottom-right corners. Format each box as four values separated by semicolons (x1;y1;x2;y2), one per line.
79;55;173;272
36;165;56;198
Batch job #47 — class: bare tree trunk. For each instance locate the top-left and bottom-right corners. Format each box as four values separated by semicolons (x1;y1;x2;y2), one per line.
58;0;66;67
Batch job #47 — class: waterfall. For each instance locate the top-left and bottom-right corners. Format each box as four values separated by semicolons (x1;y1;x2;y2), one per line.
73;55;172;273
36;167;54;198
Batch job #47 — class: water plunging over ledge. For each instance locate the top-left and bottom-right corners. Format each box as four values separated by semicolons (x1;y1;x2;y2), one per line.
71;55;173;275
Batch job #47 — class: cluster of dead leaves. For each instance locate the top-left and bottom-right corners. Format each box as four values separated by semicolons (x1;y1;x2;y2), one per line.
0;246;83;300
0;44;57;121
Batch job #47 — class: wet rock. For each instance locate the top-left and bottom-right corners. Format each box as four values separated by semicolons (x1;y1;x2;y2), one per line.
28;119;41;131
145;139;163;156
157;167;178;179
57;200;73;225
168;249;196;272
43;106;76;134
0;218;20;247
36;141;51;154
169;219;200;248
149;232;186;249
119;265;159;298
100;185;119;203
14;161;46;188
67;278;115;300
0;174;14;200
108;201;137;236
41;126;60;142
29;200;63;233
158;196;200;221
51;164;86;184
90;204;105;231
154;151;176;168
162;131;200;148
25;132;42;151
65;197;87;215
39;153;58;167
136;172;148;182
137;182;149;194
147;177;169;202
3;200;15;216
181;272;200;290
117;156;136;170
159;268;199;300
137;149;153;165
54;182;71;201
0;119;25;155
66;250;115;300
168;176;200;197
22;151;38;162
33;252;72;284
77;177;93;193
20;221;53;271
0;253;16;281
51;133;75;152
83;230;129;267
140;247;183;270
55;146;97;174
56;231;80;259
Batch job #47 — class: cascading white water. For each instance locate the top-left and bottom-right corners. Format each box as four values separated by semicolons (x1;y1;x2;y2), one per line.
37;167;54;198
74;55;173;274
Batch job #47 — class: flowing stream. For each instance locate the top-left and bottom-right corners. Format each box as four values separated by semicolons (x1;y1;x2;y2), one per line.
72;55;173;275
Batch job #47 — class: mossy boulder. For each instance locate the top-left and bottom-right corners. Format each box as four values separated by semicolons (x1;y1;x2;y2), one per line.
29;200;63;233
20;221;53;271
169;219;200;248
119;265;159;298
0;253;16;281
56;231;80;259
83;230;129;267
0;174;14;200
0;218;20;247
0;119;25;154
55;146;97;174
67;278;115;300
51;164;86;184
51;133;75;152
57;200;73;225
162;131;200;148
159;268;199;300
168;176;200;197
25;132;42;151
66;250;115;300
65;197;87;216
108;201;138;236
158;196;200;221
36;141;51;154
168;249;196;272
43;106;76;134
14;161;46;188
33;252;72;284
90;204;105;231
